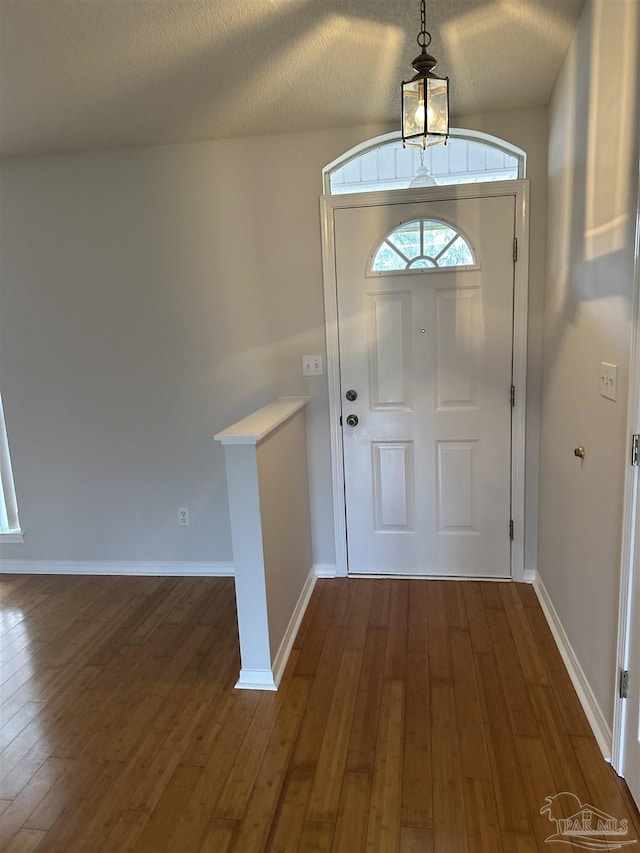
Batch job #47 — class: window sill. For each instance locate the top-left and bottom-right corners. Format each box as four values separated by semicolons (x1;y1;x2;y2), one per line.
0;530;24;544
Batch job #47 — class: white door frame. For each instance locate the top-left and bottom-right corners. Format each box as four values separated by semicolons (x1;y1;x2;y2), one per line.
320;181;531;581
612;161;640;776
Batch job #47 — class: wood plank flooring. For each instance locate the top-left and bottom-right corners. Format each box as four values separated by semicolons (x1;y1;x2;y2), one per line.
0;574;638;852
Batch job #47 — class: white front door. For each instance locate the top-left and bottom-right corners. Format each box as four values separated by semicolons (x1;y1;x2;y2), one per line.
334;195;515;577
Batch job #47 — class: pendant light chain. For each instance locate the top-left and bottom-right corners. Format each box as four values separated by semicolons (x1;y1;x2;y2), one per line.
417;0;432;49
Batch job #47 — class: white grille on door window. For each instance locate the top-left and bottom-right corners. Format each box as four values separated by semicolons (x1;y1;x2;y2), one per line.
369;218;476;275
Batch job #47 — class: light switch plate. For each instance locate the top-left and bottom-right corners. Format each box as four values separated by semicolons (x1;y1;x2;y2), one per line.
600;362;618;401
302;354;323;376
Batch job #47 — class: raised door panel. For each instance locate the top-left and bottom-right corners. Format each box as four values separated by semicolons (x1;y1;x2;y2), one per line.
436;440;479;534
368;291;413;411
435;286;482;410
372;441;415;531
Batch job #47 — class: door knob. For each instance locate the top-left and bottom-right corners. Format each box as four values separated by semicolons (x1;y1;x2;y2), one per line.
345;389;358;401
345;414;359;427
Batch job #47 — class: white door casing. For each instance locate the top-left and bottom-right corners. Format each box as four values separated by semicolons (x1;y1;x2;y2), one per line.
612;168;640;806
613;379;640;805
621;519;640;807
321;183;530;579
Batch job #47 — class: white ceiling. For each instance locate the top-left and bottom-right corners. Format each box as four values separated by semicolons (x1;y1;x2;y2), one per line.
0;0;585;159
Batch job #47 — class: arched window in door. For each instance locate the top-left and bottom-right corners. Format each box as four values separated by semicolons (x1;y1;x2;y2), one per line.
369;217;477;274
324;129;525;195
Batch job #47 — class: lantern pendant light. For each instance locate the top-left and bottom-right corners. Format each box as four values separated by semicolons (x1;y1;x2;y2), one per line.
402;0;449;149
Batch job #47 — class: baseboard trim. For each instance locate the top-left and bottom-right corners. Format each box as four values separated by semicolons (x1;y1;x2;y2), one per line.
523;568;536;583
235;669;278;691
314;563;337;578
0;559;235;577
271;568;317;688
532;572;612;762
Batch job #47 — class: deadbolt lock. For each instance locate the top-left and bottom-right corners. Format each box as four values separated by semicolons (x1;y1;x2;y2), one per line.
345;389;358;401
345;414;359;427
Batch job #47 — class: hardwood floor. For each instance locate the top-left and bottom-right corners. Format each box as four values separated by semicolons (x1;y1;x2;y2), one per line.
0;574;638;852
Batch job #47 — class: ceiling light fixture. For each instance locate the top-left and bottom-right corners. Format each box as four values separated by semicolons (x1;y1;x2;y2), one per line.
401;0;449;149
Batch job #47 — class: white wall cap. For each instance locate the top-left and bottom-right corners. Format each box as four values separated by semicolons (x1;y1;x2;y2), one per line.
214;396;310;446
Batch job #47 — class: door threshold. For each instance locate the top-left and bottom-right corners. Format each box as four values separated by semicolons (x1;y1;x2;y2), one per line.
346;572;513;581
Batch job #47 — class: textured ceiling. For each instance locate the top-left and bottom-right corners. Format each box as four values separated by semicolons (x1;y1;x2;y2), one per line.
0;0;586;158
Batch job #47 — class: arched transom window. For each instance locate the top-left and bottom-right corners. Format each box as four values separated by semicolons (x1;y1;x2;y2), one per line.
370;218;476;274
324;129;525;195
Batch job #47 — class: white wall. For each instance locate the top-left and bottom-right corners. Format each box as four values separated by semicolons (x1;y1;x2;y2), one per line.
539;0;640;727
0;124;385;565
0;111;548;571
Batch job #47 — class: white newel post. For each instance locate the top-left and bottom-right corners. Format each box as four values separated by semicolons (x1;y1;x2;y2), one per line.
215;397;315;690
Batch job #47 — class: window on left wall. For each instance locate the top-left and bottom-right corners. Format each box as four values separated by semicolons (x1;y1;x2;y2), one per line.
0;395;23;542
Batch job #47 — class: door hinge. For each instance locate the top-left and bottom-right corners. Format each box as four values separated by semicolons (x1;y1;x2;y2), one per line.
513;237;518;262
620;669;629;699
509;519;514;541
632;434;639;466
510;385;516;408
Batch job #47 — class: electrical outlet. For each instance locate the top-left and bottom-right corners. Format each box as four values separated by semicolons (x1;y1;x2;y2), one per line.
178;507;190;526
302;354;323;376
600;362;618;401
